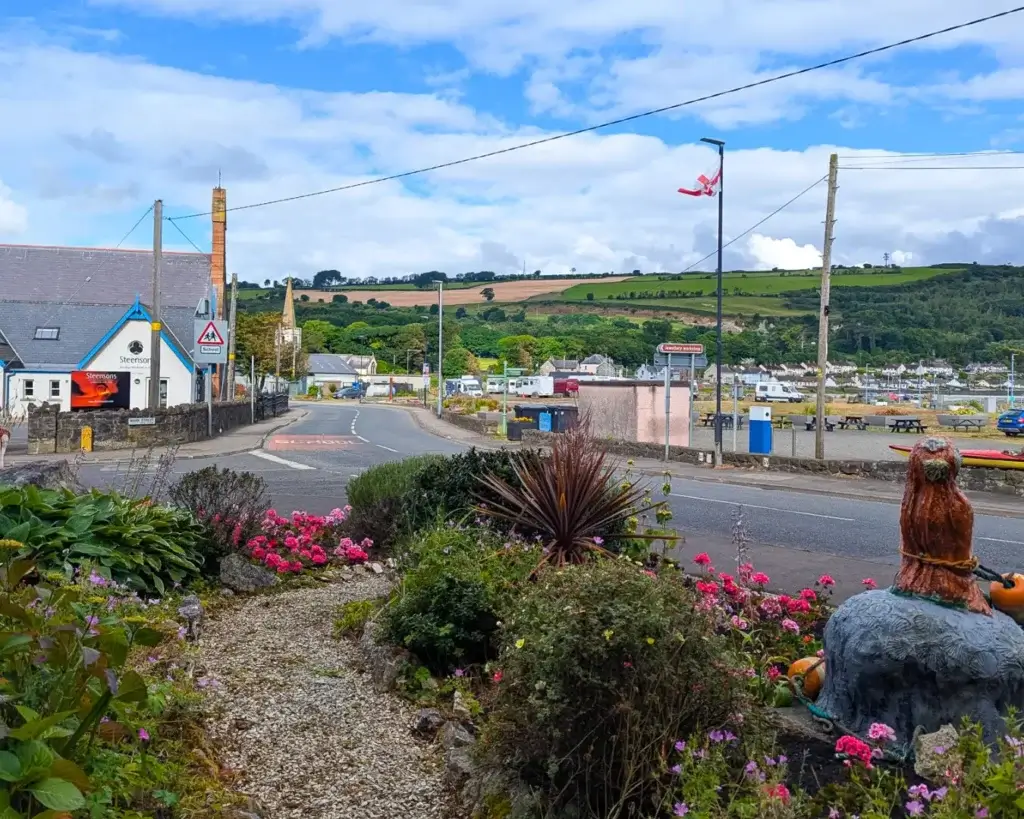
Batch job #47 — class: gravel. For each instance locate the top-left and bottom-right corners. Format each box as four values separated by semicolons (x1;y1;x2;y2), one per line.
200;576;453;819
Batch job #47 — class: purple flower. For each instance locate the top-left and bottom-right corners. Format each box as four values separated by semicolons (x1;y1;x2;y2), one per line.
593;536;604;546
670;764;682;775
138;728;150;742
673;740;686;752
905;801;925;817
777;754;788;764
454;668;465;678
691;748;707;759
673;804;689;817
976;809;989;818
829;810;840;819
708;730;725;743
929;787;948;802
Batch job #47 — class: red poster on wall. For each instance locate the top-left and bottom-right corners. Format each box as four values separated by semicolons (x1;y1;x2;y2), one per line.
70;371;131;410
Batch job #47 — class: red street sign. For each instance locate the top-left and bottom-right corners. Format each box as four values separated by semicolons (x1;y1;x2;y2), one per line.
657;343;705;355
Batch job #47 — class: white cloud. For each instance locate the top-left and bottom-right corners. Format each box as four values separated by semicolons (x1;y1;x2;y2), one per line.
890;250;914;265
0;181;28;236
2;38;1024;283
746;234;822;270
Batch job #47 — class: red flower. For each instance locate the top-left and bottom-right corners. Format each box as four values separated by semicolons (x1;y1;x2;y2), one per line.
492;670;503;683
862;578;878;589
693;553;711;566
818;574;836;588
835;735;873;768
695;580;719;596
799;588;817;601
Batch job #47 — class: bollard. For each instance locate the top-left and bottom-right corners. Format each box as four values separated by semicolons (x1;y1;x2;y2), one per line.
791;422;796;458
81;425;93;453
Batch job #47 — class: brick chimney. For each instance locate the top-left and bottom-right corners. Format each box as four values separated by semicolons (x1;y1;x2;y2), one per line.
211;187;226;317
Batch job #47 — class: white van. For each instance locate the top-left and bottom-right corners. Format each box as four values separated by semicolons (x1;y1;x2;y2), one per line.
754;382;804;403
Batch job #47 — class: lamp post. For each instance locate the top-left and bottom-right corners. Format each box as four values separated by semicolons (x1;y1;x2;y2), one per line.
434;280;444;418
701;137;725;464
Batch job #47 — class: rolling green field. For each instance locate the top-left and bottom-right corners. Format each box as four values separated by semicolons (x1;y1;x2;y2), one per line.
556;267;958;301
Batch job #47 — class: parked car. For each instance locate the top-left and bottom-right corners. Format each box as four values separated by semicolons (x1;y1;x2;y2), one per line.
754;382;803;403
997;408;1024;437
336;384;366;399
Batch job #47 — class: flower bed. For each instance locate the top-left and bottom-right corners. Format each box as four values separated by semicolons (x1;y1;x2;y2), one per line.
245;506;373;574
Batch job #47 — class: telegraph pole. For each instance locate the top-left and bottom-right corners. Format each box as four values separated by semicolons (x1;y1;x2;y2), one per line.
814;153;839;460
224;272;238;400
435;280;444;418
148;200;163;411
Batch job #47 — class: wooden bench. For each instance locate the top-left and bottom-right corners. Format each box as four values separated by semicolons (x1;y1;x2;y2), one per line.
890;418;927;434
838;415;867;431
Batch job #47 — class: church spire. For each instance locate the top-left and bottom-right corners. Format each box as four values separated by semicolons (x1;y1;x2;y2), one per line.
282;277;297;330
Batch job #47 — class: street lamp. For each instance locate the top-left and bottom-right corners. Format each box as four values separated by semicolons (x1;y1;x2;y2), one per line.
701;136;725;464
434;280;444;418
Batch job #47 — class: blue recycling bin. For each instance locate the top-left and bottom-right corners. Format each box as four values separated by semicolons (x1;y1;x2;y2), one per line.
539;411;552;432
749;406;772;455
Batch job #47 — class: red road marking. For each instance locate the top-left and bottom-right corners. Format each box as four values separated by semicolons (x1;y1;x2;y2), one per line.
267;435;357;451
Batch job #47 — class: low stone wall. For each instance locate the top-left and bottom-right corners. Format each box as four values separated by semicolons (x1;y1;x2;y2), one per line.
520;430;1024;497
441;410;498;436
28;393;289;454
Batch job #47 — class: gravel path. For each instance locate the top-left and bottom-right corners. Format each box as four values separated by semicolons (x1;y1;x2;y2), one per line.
201;576;451;819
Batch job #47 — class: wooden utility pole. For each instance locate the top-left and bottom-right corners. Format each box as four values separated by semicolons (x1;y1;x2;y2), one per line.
814;153;839;460
148;200;163;411
274;325;282;390
224;272;238;400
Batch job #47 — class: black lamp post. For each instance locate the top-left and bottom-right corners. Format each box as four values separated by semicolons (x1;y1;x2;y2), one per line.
700;137;725;464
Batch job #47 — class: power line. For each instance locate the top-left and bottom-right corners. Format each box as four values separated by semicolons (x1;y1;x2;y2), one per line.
841;165;1024;170
114;204;154;248
165;217;207;253
838;149;1024;162
169;6;1024;221
681;176;828;273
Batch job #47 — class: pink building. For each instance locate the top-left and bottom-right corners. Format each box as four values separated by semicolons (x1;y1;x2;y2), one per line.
577;380;692;447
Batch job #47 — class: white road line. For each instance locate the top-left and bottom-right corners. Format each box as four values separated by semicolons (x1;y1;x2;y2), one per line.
350;409;360;436
357;436;369;443
250;450;316;471
669;493;855;521
376;444;398;453
979;536;1024;546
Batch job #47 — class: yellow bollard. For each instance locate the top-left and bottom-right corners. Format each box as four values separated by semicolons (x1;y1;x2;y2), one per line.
81;426;93;453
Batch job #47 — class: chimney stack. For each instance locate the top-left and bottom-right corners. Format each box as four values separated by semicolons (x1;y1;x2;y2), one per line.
211;187;227;318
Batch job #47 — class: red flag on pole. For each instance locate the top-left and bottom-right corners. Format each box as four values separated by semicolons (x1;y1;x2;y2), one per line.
678;169;721;197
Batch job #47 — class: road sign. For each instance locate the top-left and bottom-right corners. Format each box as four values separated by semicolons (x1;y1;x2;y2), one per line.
193;319;229;364
657;343;705;355
422;362;430;375
654;353;708;369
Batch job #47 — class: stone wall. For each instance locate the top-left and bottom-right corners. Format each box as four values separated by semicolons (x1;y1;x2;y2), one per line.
28;393;289;454
441;410;498;436
520;430;1024;497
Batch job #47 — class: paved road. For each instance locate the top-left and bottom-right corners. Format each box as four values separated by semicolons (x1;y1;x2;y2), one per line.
75;403;1024;595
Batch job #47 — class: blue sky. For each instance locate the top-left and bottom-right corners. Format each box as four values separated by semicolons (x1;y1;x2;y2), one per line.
1;1;1024;279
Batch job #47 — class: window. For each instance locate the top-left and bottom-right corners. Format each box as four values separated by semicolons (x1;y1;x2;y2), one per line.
49;380;61;398
159;379;168;409
33;328;59;340
23;379;34;398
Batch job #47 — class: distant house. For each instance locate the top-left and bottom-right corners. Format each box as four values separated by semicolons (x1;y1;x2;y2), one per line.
339;354;377;376
537;358;580;376
305;354;360;392
580;354;618;377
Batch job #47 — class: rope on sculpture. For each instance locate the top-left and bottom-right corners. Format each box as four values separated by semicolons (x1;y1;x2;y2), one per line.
899;548;978;574
790;664;917;764
973;562;1016;589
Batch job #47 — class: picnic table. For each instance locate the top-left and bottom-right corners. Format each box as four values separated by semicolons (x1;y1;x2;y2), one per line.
838;414;867;431
890;418;928;434
804;416;836;432
772;415;792;429
700;412;745;430
947;417;986;432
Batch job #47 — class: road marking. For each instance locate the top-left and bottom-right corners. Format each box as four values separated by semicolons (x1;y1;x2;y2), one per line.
357;436;369;443
979;536;1024;546
250;450;316;470
350;410;359;436
376;444;398;453
669;493;855;521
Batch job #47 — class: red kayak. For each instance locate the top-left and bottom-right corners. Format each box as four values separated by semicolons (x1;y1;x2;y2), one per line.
889;445;1024;470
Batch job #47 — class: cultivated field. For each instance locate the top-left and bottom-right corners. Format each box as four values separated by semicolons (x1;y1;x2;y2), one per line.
295;277;631;307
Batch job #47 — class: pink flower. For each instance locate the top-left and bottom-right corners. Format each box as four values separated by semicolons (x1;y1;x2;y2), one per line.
767;666;781;682
835;735;873;768
730;615;748;630
799;588;817;601
765;783;791;804
862;578;878;589
693;552;711;566
818;574;836;588
138;728;150;742
750;572;770;586
695;580;719;596
868;722;896;743
780;618;800;634
491;670;503;683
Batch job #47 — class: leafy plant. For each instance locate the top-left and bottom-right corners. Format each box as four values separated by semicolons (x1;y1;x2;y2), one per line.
343;455;442;548
479;559;749;818
334;599;381;639
169;466;270;574
476;422;662;568
0;487;205;595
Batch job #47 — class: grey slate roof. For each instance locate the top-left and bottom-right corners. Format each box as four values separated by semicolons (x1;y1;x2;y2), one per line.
0;301;195;370
0;244;211;309
308;354;359;376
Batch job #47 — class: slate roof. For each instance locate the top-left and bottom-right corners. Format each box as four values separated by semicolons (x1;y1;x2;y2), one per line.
308;354;359;376
0;244;211;309
0;300;195;370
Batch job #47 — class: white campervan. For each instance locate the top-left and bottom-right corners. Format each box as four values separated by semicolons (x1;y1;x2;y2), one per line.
754;382;804;403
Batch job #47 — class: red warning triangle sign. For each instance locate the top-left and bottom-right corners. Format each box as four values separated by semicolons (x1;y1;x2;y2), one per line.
197;321;225;346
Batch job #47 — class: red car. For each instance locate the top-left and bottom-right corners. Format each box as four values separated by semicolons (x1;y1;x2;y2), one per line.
554;378;579;397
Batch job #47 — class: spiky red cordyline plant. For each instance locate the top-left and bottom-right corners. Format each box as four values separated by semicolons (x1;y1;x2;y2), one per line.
475;419;663;569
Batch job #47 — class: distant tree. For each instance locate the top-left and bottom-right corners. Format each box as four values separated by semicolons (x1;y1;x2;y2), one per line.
299;294;310;302
332;294;348;304
375;301;390;309
456;307;469;318
429;304;439;315
482;287;496;301
312;269;344;289
414;271;447;289
586;292;594;301
263;278;271;286
443;347;477;377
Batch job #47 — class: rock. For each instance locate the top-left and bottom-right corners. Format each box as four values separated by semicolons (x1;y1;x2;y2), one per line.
0;460;81;491
359;619;411;692
177;594;204;642
220;588;235;597
914;724;961;782
412;708;445;738
220;553;278;594
370;562;384;575
444;746;475;790
452;689;472;721
353;564;367;575
440;721;474;750
816;589;1024;745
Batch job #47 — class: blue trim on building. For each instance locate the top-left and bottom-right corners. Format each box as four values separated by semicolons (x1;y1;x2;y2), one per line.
76;302;194;372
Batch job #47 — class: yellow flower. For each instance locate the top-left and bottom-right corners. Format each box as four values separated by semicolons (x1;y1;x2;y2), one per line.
646;637;655;645
603;629;614;641
0;539;24;551
515;638;525;649
87;596;106;604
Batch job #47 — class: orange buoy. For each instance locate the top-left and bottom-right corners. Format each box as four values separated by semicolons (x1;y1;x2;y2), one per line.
787;657;826;700
990;574;1024;623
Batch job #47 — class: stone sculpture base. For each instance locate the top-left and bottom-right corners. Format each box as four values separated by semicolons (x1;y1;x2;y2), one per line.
817;589;1024;744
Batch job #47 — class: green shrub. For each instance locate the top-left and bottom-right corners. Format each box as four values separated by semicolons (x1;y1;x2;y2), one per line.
168;466;270;575
0;486;205;594
334;598;381;638
344;455;442;548
480;559;749;818
382;527;537;675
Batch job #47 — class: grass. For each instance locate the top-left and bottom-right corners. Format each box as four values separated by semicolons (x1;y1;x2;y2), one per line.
557;266;959;301
624;296;811;316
